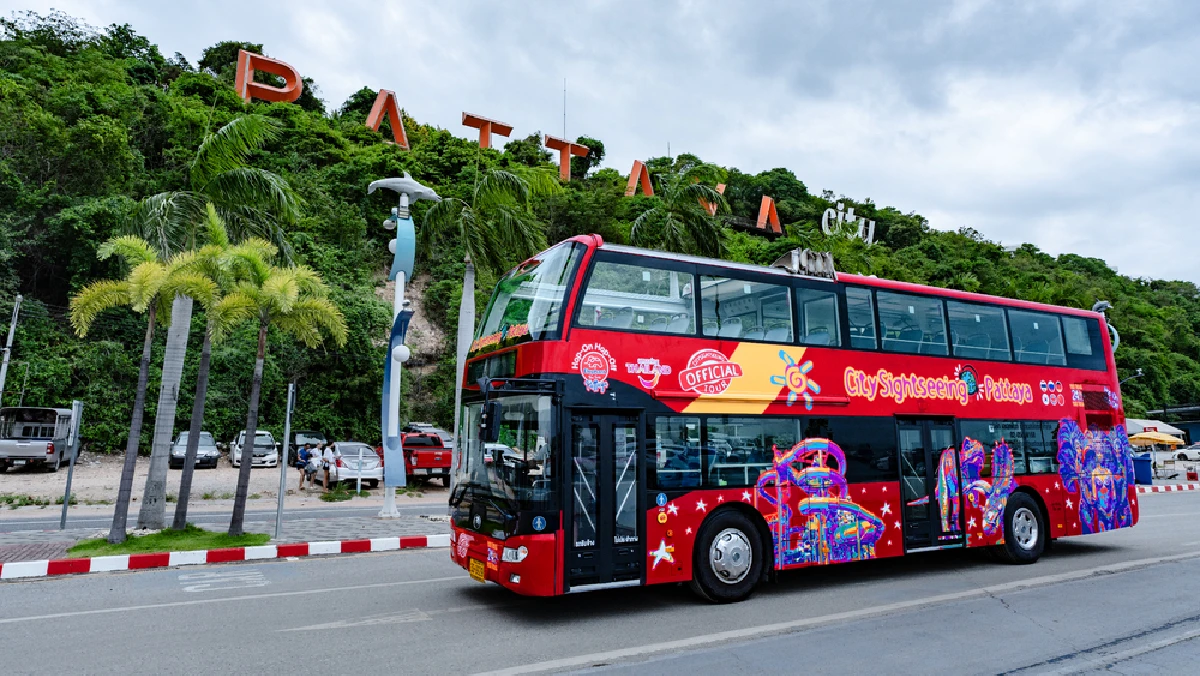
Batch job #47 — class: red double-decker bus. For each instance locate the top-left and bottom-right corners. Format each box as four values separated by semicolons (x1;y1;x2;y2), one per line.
449;235;1137;602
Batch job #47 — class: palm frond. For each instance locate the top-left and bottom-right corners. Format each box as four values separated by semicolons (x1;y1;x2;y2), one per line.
208;292;257;344
226;245;274;286
190;115;282;192
678;183;729;215
273;297;348;348
69;280;131;337
126;261;170;312
420;198;468;254
509;165;562;199
205;167;301;226
261;269;300;314
286;265;330;297
131;192;208;257
476;169;529;210
203;202;230;248
629;204;663;248
98;235;159;267
161;271;220;310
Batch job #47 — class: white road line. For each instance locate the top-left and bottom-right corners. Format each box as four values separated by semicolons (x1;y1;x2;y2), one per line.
1037;627;1200;675
474;551;1200;676
1140;513;1199;519
0;575;463;625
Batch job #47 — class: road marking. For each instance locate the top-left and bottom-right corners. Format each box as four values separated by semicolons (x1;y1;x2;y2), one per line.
473;550;1200;676
1140;513;1197;519
1035;627;1200;675
0;575;463;625
179;569;269;593
280;605;482;631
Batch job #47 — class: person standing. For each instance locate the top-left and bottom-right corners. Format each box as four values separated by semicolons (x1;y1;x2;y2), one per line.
297;443;316;491
321;441;340;492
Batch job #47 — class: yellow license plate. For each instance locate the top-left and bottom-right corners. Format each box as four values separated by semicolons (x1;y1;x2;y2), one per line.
469;558;486;583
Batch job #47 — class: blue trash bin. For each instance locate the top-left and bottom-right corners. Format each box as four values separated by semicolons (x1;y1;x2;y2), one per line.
1133;453;1152;485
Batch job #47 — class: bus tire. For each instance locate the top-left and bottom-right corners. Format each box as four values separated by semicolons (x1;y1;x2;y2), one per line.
996;492;1045;564
689;509;763;603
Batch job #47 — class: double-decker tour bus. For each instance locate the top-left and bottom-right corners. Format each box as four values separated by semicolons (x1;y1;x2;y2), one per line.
449;235;1136;602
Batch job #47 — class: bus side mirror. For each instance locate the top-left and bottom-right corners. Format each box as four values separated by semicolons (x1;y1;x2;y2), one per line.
481;401;502;444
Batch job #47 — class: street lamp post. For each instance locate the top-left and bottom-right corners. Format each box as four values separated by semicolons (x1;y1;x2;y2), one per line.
369;174;440;518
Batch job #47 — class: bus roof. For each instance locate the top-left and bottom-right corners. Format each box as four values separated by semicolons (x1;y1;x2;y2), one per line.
593;239;1103;321
0;407;73;415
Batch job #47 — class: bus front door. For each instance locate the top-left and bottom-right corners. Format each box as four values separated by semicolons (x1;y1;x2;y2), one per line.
897;419;964;552
565;412;643;590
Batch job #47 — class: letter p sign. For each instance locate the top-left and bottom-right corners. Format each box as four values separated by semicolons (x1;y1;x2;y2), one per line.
235;49;303;104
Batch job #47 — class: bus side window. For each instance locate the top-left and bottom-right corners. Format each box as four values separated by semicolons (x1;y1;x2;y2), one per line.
654;417;701;489
845;287;876;349
700;276;793;343
575;259;696;335
796;286;841;347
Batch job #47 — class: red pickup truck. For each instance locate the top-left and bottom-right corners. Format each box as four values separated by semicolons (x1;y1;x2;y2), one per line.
402;431;450;485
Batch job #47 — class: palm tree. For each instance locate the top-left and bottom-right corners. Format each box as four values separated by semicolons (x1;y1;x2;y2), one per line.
69;236;174;544
167;206;267;530
135;114;301;530
423;166;559;462
223;251;347;536
630;157;728;258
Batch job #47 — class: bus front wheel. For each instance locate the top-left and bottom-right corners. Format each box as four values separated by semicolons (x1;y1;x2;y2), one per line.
996;492;1045;564
690;510;763;603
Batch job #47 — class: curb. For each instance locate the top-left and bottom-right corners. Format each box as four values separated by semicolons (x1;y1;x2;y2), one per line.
1137;483;1200;494
0;533;450;581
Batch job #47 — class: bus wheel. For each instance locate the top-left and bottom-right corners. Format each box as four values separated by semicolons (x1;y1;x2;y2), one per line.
996;492;1045;564
690;510;763;603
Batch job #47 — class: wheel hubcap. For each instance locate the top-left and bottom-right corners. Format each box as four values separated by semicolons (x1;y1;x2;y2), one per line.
709;528;752;584
1013;507;1038;551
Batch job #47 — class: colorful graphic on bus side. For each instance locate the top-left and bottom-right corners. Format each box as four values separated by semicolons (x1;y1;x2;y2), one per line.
769;350;821;409
845;367;1032;407
1057;420;1134;534
754;439;884;567
678;349;744;395
572;343;616;394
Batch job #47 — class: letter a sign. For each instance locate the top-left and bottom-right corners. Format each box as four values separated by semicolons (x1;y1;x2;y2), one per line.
366;90;410;149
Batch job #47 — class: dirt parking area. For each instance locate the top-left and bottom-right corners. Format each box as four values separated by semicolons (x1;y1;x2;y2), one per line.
0;451;447;505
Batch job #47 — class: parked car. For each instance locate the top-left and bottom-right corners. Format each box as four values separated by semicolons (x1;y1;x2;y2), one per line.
0;406;76;473
230;430;279;468
403;431;451;485
291;429;327;465
1174;443;1200;462
169;431;220;469
404;422;454;451
325;441;382;488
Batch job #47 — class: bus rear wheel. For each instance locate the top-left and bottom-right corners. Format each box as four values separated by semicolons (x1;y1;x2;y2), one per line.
690;510;763;603
995;492;1045;564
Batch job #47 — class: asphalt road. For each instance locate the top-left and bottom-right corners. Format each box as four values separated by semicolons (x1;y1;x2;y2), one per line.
0;504;443;532
2;492;1200;675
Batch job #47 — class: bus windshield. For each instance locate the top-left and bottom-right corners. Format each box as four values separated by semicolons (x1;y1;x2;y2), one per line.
456;395;556;510
471;242;582;353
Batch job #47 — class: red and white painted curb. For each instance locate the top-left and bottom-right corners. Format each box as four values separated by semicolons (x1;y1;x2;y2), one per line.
1137;483;1200;494
0;533;450;581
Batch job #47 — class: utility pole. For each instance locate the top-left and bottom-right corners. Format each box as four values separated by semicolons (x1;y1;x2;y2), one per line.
17;363;30;407
60;401;84;530
0;294;23;408
275;382;295;540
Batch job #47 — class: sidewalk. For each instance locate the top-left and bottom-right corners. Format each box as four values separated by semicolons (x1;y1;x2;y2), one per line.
0;513;449;564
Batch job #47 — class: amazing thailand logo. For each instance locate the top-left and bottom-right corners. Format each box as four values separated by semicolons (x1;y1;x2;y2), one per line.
625;358;672;390
571;343;616;394
1057;420;1133;533
754;439;884;566
678;349;743;395
770;350;820;409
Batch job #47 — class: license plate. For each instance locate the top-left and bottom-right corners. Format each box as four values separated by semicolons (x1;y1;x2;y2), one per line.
12;460;25;466
469;558;486;583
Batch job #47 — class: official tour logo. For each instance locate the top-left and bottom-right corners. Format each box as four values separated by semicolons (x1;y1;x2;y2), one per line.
572;343;616;394
625;358;672;389
678;349;744;395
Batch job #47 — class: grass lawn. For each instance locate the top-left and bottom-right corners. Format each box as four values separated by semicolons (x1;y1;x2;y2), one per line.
68;524;270;557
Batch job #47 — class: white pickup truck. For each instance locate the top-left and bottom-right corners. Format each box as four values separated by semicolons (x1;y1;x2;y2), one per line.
0;406;76;473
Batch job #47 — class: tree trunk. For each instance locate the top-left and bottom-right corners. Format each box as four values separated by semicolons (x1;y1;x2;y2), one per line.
108;304;158;544
139;294;193;529
229;319;268;537
450;257;475;490
172;325;211;530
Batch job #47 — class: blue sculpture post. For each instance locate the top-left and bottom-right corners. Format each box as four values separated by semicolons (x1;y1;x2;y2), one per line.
369;174;440;517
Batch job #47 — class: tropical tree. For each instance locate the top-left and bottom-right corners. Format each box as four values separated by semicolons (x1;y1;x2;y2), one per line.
422;165;559;472
224;250;347;536
69;236;174;544
167;205;267;529
135;114;301;530
630;156;729;258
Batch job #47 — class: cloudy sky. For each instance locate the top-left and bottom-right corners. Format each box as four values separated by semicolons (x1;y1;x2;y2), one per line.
24;0;1200;282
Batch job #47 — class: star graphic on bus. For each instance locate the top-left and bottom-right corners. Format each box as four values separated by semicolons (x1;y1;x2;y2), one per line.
666;503;679;516
717;495;725;503
770;350;821;410
696;499;708;512
968;517;977;529
742;491;752;502
648;539;675;569
881;502;891;516
1066;498;1073;509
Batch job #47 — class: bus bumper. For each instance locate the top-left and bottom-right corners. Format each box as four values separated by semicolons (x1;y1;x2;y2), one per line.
450;526;560;597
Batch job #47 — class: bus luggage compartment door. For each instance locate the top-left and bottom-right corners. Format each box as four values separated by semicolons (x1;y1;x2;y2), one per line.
565;412;643;590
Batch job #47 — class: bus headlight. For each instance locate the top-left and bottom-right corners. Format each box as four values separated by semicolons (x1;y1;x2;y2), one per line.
501;546;528;563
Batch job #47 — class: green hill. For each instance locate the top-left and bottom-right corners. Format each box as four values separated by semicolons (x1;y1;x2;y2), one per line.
0;12;1193;450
